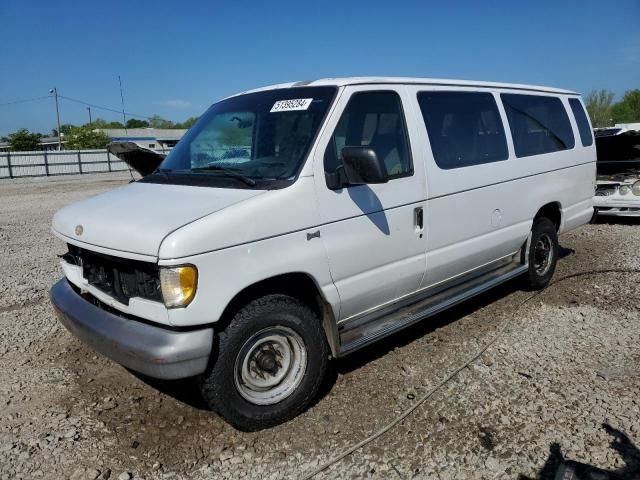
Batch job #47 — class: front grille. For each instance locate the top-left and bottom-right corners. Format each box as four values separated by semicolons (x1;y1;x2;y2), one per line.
67;244;162;305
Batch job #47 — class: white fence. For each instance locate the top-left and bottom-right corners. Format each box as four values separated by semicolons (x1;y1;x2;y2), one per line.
0;149;129;179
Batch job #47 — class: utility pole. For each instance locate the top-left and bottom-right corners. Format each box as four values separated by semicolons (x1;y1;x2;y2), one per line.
118;75;127;133
50;87;62;150
87;107;92;126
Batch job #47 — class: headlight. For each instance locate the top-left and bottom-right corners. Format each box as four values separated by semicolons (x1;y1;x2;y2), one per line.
620;185;631;195
633;180;640;196
160;265;198;308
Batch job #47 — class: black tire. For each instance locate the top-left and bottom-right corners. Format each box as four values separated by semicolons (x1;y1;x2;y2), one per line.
590;208;599;224
199;294;328;431
523;217;559;290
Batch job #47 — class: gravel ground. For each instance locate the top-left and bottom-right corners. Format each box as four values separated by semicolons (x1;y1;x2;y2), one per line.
1;173;639;480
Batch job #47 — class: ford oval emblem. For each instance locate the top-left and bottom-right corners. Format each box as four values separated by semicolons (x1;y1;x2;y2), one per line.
75;225;83;236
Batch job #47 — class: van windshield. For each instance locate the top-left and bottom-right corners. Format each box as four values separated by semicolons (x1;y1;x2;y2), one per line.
149;87;337;189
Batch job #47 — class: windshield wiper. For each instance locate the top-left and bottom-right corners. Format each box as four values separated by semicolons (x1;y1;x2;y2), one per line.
191;165;257;187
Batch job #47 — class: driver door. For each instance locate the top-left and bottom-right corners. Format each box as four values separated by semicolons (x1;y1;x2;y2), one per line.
312;86;427;321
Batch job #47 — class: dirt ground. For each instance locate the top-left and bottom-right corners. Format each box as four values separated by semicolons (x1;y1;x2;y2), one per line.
1;173;639;480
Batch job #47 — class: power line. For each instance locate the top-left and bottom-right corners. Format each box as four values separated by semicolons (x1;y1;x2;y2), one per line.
0;95;50;107
0;93;153;120
57;94;153;119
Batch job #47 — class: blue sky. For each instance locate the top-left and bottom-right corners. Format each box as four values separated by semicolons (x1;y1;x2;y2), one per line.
0;0;638;136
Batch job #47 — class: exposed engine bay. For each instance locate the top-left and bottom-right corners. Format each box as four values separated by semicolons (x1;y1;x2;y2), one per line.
594;129;640;217
62;244;162;305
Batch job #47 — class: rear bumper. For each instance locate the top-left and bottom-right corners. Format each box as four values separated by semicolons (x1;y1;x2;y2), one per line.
50;279;213;380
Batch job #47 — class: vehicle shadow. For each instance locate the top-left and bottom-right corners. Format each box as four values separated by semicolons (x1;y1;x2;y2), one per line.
519;423;640;480
559;245;575;259
332;273;523;377
346;184;390;235
128;372;211;411
130;245;572;414
130;274;525;412
321;242;574;397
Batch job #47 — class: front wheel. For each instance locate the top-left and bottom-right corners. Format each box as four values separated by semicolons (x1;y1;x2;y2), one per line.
523;217;559;290
199;294;328;431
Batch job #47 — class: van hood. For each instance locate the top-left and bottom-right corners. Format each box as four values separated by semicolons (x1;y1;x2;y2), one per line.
52;182;265;258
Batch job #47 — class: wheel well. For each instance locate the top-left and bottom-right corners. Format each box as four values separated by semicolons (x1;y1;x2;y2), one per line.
217;273;339;355
535;202;562;231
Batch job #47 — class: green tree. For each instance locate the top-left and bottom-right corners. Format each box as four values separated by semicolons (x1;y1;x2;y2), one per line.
65;126;111;150
90;118;125;129
52;124;77;136
175;116;199;129
8;128;41;151
585;89;615;128
611;89;640;124
125;118;150;128
148;114;175;129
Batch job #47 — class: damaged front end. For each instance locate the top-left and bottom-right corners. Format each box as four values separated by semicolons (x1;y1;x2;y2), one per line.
51;243;213;380
593;129;640;217
63;244;162;305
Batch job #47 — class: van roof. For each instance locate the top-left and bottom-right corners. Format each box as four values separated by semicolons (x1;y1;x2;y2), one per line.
235;77;578;96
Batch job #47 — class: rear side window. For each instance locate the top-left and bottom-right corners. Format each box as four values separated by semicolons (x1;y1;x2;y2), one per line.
324;91;412;179
501;94;575;157
417;91;508;169
568;98;594;147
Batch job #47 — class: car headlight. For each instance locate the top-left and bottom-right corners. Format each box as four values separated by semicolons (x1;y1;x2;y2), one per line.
160;265;198;308
620;185;631;195
633;180;640;196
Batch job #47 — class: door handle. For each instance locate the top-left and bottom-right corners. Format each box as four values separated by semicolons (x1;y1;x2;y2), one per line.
414;206;424;231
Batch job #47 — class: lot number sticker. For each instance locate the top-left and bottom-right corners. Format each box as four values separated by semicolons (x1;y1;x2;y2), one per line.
270;98;313;112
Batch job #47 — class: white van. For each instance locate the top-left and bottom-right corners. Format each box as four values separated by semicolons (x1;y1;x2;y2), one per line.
50;77;596;430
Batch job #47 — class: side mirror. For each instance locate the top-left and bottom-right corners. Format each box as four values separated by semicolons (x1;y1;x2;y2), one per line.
341;146;388;186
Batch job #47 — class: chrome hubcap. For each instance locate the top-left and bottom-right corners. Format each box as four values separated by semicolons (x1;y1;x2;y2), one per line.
534;233;553;276
234;326;307;405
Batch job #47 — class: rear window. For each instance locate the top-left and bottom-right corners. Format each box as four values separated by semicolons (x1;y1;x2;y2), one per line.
417;91;509;169
568;98;594;147
501;94;575;158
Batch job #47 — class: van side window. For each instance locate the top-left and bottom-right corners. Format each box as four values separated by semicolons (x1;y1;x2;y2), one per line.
501;94;575;157
568;98;594;147
324;91;412;181
417;91;508;169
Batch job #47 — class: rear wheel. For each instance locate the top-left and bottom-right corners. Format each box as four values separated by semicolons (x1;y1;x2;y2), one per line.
523;217;559;290
199;294;328;431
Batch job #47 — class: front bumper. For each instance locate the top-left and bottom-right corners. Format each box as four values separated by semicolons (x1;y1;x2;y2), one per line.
50;279;213;380
593;196;640;217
